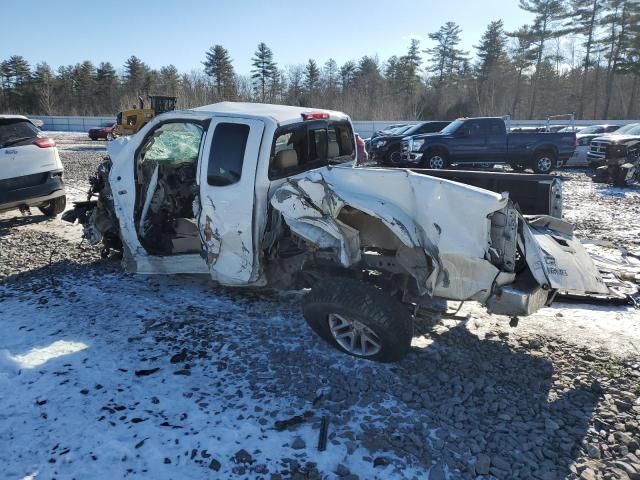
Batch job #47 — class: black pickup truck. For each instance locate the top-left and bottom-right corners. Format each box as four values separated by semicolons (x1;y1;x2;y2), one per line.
401;117;577;173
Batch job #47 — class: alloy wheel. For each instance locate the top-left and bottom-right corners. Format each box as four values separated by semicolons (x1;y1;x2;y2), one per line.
328;313;382;357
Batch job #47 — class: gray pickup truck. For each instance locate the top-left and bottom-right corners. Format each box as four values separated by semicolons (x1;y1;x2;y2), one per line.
402;117;577;173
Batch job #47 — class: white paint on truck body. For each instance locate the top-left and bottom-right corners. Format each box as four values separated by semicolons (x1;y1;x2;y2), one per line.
271;166;609;302
102;102;609;316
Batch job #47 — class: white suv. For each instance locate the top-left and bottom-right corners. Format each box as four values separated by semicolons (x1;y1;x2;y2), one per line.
0;115;66;216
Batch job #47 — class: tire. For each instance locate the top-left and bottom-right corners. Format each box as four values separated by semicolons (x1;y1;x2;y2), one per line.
90;136;97;141
386;148;401;164
423;150;449;169
303;277;414;362
614;165;631;187
532;151;556;174
39;195;66;217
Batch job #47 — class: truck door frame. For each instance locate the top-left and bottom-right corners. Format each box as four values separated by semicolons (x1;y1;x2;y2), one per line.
197;116;266;285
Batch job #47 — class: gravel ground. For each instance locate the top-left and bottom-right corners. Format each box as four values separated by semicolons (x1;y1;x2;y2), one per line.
0;134;639;480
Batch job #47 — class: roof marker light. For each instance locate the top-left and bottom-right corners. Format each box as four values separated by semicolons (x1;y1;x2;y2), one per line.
302;112;330;121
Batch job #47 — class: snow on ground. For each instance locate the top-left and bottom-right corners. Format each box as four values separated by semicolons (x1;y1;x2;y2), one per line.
0;272;416;480
1;135;639;479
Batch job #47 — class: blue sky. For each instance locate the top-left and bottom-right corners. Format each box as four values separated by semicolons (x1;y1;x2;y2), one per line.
2;0;533;74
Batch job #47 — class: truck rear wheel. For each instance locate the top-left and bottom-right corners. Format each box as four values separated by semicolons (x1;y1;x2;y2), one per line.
532;151;556;174
423;150;449;169
303;277;414;362
39;195;66;217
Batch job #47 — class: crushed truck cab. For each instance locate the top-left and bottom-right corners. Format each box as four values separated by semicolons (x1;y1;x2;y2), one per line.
64;102;609;362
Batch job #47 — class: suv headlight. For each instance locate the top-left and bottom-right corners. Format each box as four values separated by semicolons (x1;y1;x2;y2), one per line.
375;139;387;148
412;139;425;152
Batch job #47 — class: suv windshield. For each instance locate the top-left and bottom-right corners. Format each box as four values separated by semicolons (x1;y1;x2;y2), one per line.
0;119;40;148
404;124;426;136
613;123;640;135
389;125;412;135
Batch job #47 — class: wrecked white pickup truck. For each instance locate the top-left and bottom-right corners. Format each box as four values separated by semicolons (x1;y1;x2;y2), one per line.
64;102;609;362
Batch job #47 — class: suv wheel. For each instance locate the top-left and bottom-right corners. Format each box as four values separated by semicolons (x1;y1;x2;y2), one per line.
303;277;413;362
424;151;448;169
39;195;67;217
386;149;401;164
532;152;556;174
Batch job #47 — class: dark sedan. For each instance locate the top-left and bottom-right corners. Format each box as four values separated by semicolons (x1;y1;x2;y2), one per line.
369;121;450;164
88;122;116;141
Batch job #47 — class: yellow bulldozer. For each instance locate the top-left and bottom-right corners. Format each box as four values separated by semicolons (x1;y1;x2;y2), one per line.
114;95;177;136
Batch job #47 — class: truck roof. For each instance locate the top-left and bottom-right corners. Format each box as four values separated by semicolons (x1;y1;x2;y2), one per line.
0;114;30;121
191;102;350;126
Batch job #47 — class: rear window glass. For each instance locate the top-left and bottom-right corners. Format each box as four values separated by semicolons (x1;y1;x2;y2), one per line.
0;120;40;148
269;120;354;180
207;123;250;186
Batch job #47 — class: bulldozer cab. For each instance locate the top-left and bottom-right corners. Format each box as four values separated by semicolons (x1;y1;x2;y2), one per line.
114;95;177;136
149;95;177;114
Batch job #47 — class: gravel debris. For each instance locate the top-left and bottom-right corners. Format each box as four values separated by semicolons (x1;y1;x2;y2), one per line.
0;135;639;479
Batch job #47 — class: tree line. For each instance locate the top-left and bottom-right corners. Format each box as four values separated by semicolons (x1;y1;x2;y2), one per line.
1;0;638;120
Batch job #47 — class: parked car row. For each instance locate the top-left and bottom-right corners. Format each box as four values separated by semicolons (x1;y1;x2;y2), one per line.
360;118;640;176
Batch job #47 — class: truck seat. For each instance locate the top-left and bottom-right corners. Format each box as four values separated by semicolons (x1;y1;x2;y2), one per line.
274;149;298;169
328;141;340;158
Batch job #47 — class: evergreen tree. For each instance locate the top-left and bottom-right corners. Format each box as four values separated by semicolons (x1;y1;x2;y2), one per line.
73;61;96;115
565;0;603;118
616;2;639;117
2;56;32;112
475;20;508;77
123;55;150;96
285;64;304;105
424;22;469;83
159;65;180;97
203;45;236;99
33;62;55;114
304;59;320;93
474;20;508;115
398;39;422;98
339;61;356;91
518;0;568;118
251;42;277;102
508;25;538;116
323;58;339;91
599;0;636;117
385;55;402;92
96;62;119;114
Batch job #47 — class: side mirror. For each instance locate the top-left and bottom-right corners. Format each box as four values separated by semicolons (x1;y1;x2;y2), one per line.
456;127;470;137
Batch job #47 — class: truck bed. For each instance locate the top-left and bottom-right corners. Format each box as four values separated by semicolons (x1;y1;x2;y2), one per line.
410;168;564;217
